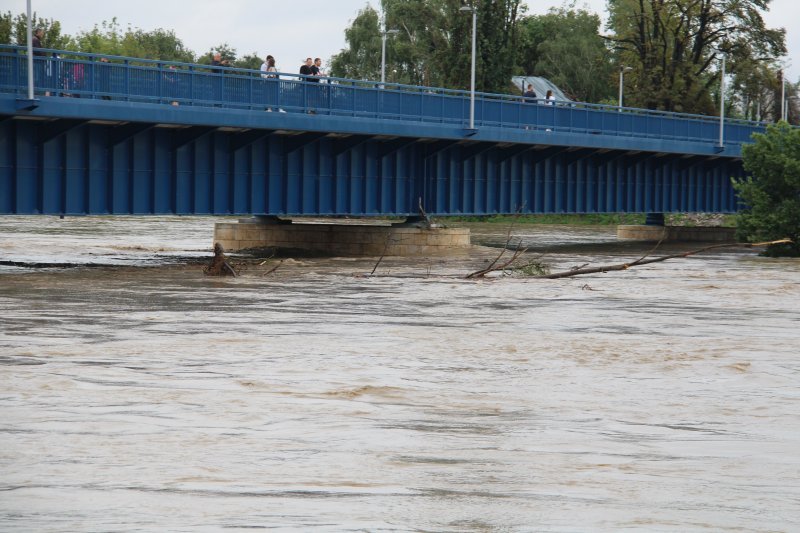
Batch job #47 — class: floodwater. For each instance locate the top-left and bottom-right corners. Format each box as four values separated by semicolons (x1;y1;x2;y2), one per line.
1;216;799;532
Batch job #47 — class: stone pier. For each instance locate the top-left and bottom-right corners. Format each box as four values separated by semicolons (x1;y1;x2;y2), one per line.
214;218;471;256
617;225;737;242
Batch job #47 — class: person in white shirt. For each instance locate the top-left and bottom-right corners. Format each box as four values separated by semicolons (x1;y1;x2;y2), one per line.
260;55;274;79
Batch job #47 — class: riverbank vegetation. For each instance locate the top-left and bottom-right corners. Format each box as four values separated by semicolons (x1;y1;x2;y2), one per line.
445;213;736;227
735;122;800;257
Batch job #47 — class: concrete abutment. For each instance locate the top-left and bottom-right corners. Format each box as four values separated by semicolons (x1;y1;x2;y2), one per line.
214;219;471;256
617;225;736;242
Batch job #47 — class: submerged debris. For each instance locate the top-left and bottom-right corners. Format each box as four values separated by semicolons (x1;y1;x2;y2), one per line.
203;243;238;277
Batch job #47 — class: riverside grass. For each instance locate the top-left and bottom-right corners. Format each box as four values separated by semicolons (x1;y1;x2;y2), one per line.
443;213;736;227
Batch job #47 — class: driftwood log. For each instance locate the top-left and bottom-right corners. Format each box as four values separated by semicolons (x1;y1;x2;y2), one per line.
465;215;527;279
534;239;792;279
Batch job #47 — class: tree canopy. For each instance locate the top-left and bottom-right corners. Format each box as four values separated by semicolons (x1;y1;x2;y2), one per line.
0;11;254;69
606;0;787;114
1;4;796;118
735;122;800;256
331;0;524;95
519;6;614;102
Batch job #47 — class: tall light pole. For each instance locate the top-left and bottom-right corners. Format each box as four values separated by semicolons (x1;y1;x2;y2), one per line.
26;0;34;101
460;5;477;130
381;28;399;85
618;66;632;109
780;59;791;122
719;51;726;149
787;96;800;123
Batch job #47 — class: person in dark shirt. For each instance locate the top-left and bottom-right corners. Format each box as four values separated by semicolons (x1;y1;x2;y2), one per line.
32;28;52;95
32;28;46;56
299;57;314;80
210;52;228;105
210;52;229;70
309;57;323;82
523;83;537;102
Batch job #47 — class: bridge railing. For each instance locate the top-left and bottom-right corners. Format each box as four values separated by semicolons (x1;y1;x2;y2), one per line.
0;45;766;148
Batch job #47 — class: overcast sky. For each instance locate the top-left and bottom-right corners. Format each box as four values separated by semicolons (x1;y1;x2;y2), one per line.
16;0;800;80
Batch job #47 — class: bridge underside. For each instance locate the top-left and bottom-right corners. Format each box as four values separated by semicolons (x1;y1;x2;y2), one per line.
0;117;743;216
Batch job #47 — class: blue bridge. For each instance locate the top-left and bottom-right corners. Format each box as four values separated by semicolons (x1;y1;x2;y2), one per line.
0;45;765;217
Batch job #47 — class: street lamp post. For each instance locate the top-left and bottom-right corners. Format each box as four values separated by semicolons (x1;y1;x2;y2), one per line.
26;0;33;101
780;59;791;122
618;66;632;108
719;52;726;149
788;95;800;123
460;5;477;131
381;28;399;85
780;68;785;121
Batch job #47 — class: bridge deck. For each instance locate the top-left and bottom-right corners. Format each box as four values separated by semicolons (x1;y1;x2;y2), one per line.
0;46;768;216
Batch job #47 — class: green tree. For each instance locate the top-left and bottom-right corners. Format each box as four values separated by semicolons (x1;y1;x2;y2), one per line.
123;27;195;62
234;52;263;71
330;5;382;80
1;11;13;45
197;43;237;65
518;5;614;102
13;12;71;50
606;0;786;113
74;19;195;62
471;0;524;94
734;122;800;256
332;0;524;94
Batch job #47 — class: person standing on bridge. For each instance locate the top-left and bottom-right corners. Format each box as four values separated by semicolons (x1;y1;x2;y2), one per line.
32;28;46;56
32;28;52;96
211;52;230;70
260;55;275;79
310;58;324;81
300;58;314;80
523;84;537;102
210;52;229;106
300;58;318;113
312;57;329;110
261;57;284;112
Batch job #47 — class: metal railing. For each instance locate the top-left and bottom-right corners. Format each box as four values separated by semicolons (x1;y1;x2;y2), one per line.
0;44;768;147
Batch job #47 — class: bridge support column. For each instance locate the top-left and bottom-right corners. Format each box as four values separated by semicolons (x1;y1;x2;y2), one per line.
213;219;470;257
617;216;735;242
252;215;292;225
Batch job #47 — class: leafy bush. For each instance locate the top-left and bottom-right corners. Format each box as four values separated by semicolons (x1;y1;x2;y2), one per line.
734;122;800;256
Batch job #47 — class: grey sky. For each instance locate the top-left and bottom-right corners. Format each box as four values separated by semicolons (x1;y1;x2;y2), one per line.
15;0;800;81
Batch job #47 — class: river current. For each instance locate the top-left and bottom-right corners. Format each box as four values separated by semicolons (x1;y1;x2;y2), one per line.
1;216;798;532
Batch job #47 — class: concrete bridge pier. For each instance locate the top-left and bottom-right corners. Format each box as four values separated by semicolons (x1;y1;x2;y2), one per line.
213;217;471;256
617;212;736;243
645;212;666;226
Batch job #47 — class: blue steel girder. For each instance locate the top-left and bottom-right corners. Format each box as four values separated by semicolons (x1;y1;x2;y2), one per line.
459;142;497;161
38;119;86;144
229;129;273;152
377;138;418;158
108;123;154;147
332;135;370;157
283;132;327;155
497;144;538;163
423;139;462;159
0;103;749;217
173;126;216;150
529;146;570;163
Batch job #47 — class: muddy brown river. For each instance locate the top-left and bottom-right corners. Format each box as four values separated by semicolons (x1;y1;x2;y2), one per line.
1;216;798;532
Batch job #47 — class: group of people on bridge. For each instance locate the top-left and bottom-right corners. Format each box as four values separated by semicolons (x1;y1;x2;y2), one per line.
523;83;556;105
